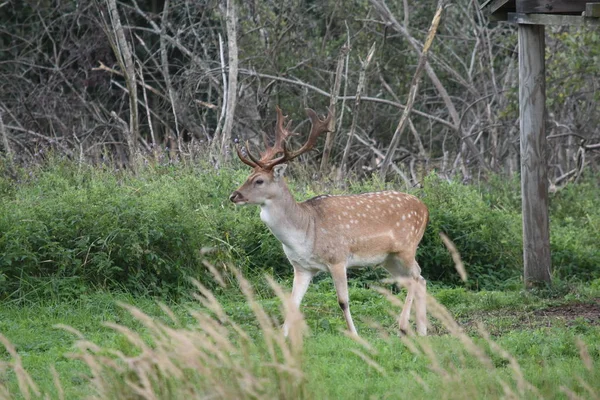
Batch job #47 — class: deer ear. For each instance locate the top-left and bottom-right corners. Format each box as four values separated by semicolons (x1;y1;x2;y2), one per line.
272;164;288;181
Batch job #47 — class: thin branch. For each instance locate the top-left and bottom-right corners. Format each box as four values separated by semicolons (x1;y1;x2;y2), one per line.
93;62;167;100
379;0;445;179
0;109;12;162
319;43;349;174
339;42;376;180
237;69;454;129
106;0;139;165
160;0;181;153
353;132;412;187
370;0;460;128
220;0;239;159
212;34;228;148
128;0;221;88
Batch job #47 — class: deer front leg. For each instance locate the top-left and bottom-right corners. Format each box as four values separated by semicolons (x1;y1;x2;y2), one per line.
330;262;358;336
283;263;314;337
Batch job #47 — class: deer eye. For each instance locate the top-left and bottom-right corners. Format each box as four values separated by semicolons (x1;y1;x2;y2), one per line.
255;179;264;185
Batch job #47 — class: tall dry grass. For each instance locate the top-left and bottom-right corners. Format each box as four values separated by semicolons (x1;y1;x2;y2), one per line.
63;269;307;400
0;262;597;400
0;267;307;400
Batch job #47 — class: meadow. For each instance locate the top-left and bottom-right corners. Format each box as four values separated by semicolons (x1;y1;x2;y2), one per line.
1;159;599;399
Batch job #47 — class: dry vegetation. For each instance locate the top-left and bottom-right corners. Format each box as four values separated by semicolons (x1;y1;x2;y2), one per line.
1;0;599;184
1;265;598;399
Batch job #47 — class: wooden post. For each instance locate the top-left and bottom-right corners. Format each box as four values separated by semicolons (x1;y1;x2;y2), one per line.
518;24;552;287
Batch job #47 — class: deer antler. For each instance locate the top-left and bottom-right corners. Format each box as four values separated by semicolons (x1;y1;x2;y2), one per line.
235;143;259;168
235;107;332;170
280;108;332;163
258;106;294;169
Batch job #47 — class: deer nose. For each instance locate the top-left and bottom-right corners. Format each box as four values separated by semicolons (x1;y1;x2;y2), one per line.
229;191;242;203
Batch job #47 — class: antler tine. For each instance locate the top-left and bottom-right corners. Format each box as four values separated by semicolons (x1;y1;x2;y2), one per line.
246;141;266;167
258;106;293;167
235;144;256;168
235;141;265;169
279;107;332;163
271;106;293;152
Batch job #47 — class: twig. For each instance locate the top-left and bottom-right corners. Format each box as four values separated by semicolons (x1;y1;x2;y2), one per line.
220;0;239;159
105;0;139;166
137;60;156;148
319;43;349;174
339;42;376;181
236;69;454;129
0;108;12;163
379;1;445;179
93;61;167;100
353;133;412;187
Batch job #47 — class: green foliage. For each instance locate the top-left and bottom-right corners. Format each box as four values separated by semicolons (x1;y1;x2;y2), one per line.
1;160;599;300
0;160;262;299
1;282;599;399
547;176;600;279
418;174;523;289
547;29;600;107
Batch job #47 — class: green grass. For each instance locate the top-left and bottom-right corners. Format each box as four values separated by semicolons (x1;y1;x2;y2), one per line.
1;159;599;398
1;279;599;399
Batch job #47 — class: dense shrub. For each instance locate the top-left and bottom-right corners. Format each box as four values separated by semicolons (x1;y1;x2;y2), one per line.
418;174;523;289
548;177;600;278
0;161;255;298
1;160;598;299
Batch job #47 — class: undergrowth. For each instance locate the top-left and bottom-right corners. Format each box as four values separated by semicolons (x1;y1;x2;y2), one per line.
0;157;599;301
0;272;598;400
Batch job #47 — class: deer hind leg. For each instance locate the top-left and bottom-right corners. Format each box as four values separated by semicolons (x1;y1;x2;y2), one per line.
384;255;427;336
329;262;358;336
283;262;314;337
414;269;427;336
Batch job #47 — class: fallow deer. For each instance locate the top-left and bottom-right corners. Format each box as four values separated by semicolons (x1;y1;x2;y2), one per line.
229;107;429;336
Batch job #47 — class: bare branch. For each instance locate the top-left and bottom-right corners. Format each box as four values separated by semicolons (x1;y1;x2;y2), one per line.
237;69;454;129
370;0;460;128
0;109;12;162
379;1;445;179
106;0;139;165
320;43;349;174
339;42;376;180
220;0;239;159
160;0;181;155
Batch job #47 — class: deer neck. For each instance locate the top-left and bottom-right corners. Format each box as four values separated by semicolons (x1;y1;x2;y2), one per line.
259;182;314;252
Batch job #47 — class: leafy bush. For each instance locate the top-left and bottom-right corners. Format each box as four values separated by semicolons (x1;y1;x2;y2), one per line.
548;176;600;278
1;160;599;300
0;161;256;299
418;174;523;289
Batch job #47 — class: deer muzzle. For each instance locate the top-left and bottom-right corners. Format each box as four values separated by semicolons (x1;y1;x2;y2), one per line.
229;191;246;204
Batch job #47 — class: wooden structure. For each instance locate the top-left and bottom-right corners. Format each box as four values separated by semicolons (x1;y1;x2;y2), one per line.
480;0;600;287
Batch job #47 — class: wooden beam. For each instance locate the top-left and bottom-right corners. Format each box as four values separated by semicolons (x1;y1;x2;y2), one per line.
586;3;600;17
518;24;552;287
508;12;600;26
516;0;600;14
481;0;513;15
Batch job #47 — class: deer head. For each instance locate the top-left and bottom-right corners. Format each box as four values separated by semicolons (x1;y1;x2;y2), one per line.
229;107;331;206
